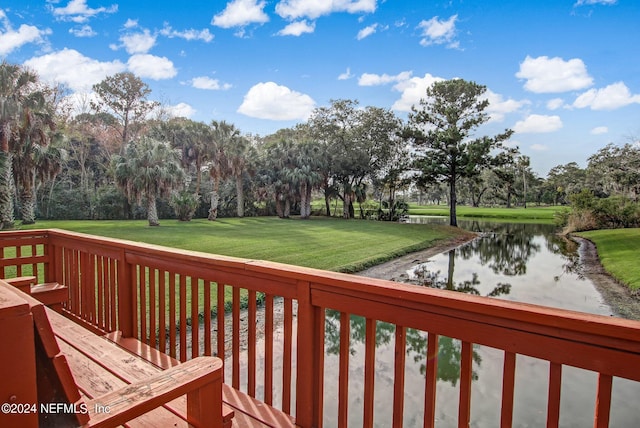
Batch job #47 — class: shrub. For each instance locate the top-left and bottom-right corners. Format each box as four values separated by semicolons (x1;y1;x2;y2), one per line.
170;191;200;221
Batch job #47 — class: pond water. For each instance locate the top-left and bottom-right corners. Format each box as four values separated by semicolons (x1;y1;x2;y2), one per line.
227;218;640;427
319;218;640;427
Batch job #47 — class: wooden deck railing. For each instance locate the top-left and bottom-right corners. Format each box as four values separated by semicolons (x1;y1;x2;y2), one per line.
2;228;640;427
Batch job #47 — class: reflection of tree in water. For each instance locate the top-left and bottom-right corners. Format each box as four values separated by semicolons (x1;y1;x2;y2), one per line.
323;310;481;386
410;249;512;298
458;221;542;276
545;234;583;280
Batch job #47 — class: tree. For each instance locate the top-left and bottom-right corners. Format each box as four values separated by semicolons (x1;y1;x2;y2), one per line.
308;99;403;219
113;137;185;226
207;120;234;220
91;72;159;149
407;79;513;226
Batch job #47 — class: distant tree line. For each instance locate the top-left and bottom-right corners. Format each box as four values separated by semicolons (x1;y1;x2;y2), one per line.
0;60;637;230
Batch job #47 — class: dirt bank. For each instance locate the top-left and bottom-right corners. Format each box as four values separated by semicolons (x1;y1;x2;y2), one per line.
356;233;477;281
574;236;640;321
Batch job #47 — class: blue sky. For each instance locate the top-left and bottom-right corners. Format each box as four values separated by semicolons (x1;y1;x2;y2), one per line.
1;0;639;175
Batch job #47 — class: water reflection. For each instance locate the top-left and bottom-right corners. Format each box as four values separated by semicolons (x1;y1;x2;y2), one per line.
324;311;481;386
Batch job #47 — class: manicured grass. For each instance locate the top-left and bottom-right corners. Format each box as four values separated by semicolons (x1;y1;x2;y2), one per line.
408;205;561;222
577;228;640;291
20;217;465;273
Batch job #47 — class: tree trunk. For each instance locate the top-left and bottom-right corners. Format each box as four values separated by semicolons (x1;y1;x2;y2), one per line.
449;176;458;227
147;194;160;226
235;175;244;218
19;187;36;225
300;182;309;219
208;178;219;221
304;184;313;219
0;152;15;229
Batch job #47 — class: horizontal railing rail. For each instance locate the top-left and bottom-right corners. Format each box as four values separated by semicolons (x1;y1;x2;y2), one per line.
1;228;639;427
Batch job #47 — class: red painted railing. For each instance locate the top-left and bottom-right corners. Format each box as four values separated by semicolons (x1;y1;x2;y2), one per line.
1;228;640;427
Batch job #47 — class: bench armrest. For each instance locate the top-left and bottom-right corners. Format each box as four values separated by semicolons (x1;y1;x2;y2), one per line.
84;356;224;428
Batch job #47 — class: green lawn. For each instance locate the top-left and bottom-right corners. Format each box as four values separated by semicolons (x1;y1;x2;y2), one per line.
577;228;640;291
20;217;465;273
408;205;561;222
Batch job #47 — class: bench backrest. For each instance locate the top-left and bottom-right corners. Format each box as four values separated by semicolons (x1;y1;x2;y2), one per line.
0;280;88;426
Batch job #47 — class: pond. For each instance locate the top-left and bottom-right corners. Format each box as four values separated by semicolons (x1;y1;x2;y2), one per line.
319;219;639;427
226;219;640;427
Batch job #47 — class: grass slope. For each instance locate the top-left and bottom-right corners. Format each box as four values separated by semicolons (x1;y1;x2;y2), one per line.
408;205;560;222
577;228;640;291
21;217;464;273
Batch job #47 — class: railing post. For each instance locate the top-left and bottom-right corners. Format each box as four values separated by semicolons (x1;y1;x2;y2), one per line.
296;280;322;427
117;249;134;338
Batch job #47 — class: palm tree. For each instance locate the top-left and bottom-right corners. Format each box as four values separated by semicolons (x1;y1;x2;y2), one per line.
208;120;237;220
12;89;57;224
113;137;185;226
0;62;40;228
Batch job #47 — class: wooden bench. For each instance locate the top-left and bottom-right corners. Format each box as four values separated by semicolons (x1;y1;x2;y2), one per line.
0;280;226;428
103;332;296;427
4;275;68;311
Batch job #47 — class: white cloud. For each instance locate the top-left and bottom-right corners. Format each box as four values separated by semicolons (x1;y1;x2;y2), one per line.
590;126;608;135
124;19;138;29
190;76;232;90
212;0;269;28
516;55;593;93
417;15;458;48
127;54;177;80
166;102;196;118
69;24;96;37
278;20;315;36
23;48;125;92
573;82;640;110
50;0;118;23
513;114;563;134
357;24;377;40
275;0;377;20
338;67;353;80
0;10;51;55
530;144;549;151
119;29;157;54
358;71;412;86
482;90;530;123
160;25;214;42
575;0;617;5
390;73;445;112
547;98;565;110
238;82;315;120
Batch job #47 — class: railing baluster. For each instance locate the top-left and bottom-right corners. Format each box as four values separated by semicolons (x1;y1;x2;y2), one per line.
393;326;406;428
16;245;22;277
424;333;439;428
232;286;240;389
179;275;187;361
248;289;257;397
204;280;211;356
314;307;326;428
594;373;612;428
159;270;166;353
216;283;225;374
149;268;157;348
109;258;117;332
139;266;147;344
191;278;199;359
363;318;376;428
547;362;562;428
501;351;517;427
169;273;177;359
264;294;274;405
459;340;473;428
338;311;350;428
97;256;104;329
283;297;293;414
